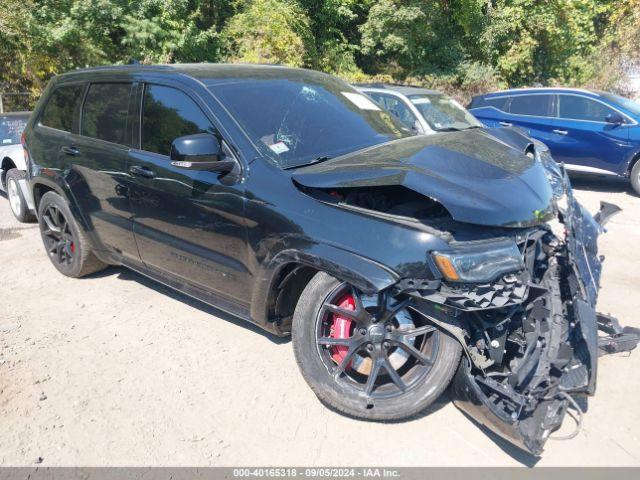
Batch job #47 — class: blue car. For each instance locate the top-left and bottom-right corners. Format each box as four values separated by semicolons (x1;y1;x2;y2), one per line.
469;88;640;194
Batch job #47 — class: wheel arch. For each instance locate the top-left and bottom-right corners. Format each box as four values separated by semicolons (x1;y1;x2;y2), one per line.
30;177;91;232
1;157;17;188
626;150;640;177
250;243;400;335
1;156;18;173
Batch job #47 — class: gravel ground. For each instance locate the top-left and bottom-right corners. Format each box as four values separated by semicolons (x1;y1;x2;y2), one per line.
0;174;639;467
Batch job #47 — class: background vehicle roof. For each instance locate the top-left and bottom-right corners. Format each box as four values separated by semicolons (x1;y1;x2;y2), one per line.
355;83;442;96
0;111;31;117
476;87;602;98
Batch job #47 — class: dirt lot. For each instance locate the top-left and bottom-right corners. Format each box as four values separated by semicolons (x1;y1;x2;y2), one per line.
0;175;639;467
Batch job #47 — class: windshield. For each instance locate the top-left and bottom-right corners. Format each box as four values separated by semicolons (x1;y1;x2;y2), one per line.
599;92;640;117
408;94;482;131
0;115;29;146
209;77;409;168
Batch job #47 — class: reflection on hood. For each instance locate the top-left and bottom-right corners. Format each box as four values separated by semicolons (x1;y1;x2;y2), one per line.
293;129;555;228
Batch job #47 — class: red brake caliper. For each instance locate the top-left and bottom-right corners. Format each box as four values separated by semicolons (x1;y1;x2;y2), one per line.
330;294;356;365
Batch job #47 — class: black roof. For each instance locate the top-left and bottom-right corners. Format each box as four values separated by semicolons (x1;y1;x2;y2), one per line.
55;63;329;85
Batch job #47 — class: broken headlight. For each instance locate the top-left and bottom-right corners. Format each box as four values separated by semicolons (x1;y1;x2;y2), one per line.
432;239;524;283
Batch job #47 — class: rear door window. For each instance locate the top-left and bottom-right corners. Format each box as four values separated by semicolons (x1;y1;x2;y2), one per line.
81;83;133;145
40;85;84;132
141;84;215;156
508;95;555;117
558;95;618;122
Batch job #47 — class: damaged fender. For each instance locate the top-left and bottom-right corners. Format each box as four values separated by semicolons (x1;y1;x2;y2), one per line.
448;170;620;455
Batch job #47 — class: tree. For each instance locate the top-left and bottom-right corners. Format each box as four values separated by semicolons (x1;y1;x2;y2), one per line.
223;0;314;67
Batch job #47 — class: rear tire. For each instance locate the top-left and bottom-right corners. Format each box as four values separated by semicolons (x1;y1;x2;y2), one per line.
292;271;462;421
37;191;107;278
5;169;35;223
631;160;640;196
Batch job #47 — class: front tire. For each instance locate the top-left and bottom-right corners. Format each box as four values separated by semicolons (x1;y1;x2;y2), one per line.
5;169;35;223
37;191;107;278
292;272;462;420
631;160;640;196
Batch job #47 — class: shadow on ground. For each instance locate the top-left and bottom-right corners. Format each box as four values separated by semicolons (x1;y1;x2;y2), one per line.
87;265;290;345
569;173;633;195
85;265;545;466
456;410;541;467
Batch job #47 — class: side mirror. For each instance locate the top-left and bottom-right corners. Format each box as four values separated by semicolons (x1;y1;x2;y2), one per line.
170;133;235;173
605;113;624;125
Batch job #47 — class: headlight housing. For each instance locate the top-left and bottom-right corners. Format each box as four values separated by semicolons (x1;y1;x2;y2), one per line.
431;239;524;283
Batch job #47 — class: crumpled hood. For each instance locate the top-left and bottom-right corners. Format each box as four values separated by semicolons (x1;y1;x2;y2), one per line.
292;129;555;227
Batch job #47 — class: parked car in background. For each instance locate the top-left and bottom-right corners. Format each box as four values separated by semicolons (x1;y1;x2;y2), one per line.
469;88;640;195
1;111;34;221
357;84;483;134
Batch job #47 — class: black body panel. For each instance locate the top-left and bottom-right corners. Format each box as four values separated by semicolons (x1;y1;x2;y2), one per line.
21;63;620;455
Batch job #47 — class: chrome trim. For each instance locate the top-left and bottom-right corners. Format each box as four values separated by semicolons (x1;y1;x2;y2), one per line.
563;164;618;176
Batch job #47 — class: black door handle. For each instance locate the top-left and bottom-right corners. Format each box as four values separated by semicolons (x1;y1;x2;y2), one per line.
61;145;80;156
129;165;156;179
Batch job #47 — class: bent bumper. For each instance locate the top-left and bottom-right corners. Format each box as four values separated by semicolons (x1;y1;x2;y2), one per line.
449;185;617;456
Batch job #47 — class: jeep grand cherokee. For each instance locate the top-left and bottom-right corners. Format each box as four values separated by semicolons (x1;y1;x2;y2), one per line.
21;64;619;455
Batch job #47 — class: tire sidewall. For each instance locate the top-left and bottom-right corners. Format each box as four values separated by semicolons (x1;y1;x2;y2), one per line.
631;160;640;196
6;169;27;221
292;272;462;420
37;191;86;277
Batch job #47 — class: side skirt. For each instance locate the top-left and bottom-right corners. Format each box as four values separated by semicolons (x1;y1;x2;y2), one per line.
119;259;276;334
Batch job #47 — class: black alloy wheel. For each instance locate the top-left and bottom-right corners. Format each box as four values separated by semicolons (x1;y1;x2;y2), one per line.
37;191;107;278
315;283;439;399
41;203;76;267
292;272;462;420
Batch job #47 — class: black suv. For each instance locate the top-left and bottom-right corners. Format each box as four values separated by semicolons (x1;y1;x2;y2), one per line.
22;64;618;455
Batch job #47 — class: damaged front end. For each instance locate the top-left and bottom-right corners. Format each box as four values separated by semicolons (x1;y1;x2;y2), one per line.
292;132;635;454
414;170;620;456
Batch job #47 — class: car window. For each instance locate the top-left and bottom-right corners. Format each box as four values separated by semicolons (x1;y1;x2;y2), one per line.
484;97;509;111
508;95;555;117
470;96;509;112
209;79;407;169
81;83;133;144
409;94;482;131
559;95;618;122
0;115;29;146
40;85;84;132
142;84;215;156
368;93;417;128
600;92;640;117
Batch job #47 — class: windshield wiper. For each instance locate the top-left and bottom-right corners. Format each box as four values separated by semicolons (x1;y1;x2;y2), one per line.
434;127;463;132
283;156;331;170
435;125;482;132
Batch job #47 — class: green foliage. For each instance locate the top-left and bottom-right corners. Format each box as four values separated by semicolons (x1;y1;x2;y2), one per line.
223;0;314;67
359;1;465;76
0;0;637;109
587;0;640;95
